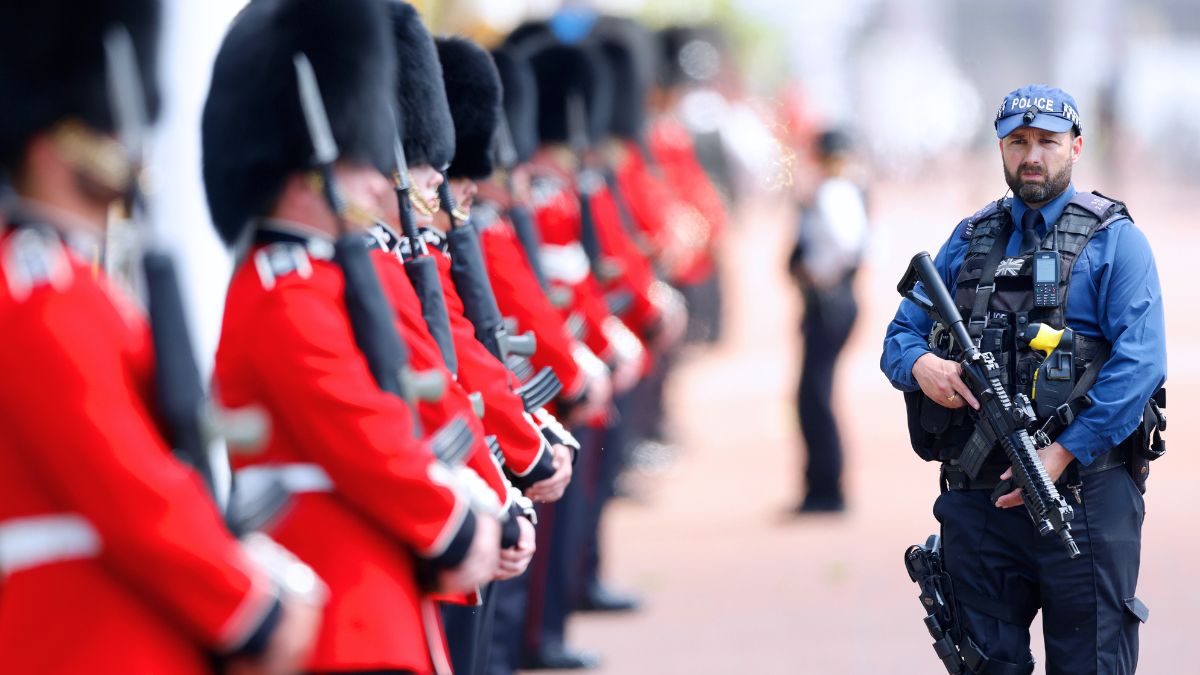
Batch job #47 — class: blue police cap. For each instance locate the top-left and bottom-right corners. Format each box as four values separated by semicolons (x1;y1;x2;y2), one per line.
994;84;1082;138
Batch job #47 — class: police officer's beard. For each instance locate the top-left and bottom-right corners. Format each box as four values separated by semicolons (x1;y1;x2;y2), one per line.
1004;161;1072;204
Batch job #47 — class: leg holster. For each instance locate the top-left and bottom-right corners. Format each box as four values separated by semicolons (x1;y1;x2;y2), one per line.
905;535;1035;675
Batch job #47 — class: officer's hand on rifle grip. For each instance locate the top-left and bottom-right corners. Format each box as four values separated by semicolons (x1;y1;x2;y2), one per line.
438;513;501;594
913;353;979;410
995;441;1075;509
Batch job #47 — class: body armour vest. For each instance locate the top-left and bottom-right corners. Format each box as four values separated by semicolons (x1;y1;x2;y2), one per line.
906;190;1130;467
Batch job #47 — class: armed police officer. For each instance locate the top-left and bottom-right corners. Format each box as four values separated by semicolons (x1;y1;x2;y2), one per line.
882;84;1166;674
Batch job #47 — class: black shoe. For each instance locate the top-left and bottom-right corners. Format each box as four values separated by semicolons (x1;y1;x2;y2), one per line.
577;583;642;613
521;644;601;670
792;495;845;514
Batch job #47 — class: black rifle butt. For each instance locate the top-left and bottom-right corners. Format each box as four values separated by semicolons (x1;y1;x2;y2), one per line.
508;203;549;291
333;233;408;399
578;189;603;270
404;255;459;375
446;224;505;359
143;250;216;494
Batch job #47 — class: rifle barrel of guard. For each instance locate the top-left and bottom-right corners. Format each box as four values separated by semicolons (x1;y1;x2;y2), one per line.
911;252;974;355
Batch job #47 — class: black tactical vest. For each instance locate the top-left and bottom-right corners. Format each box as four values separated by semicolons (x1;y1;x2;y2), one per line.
906;190;1130;466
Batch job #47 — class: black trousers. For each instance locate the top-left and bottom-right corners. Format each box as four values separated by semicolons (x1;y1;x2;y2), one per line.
796;283;857;504
580;390;636;591
441;582;498;675
935;466;1146;674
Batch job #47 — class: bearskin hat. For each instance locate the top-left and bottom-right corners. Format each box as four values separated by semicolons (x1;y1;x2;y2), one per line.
389;1;455;171
201;0;396;246
490;47;539;164
436;37;501;180
658;25;723;90
527;43;612;147
0;0;161;170
591;16;656;141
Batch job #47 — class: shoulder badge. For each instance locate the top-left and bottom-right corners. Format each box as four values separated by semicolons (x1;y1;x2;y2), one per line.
471;202;501;232
253;242;313;291
961;199;1003;240
3;227;73;302
1069;191;1114;219
529;173;567;209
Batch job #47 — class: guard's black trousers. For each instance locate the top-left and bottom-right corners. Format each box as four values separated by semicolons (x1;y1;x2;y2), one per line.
935;465;1147;674
796;282;857;505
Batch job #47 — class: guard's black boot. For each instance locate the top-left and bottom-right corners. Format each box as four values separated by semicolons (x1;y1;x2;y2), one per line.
577;582;642;613
520;643;600;671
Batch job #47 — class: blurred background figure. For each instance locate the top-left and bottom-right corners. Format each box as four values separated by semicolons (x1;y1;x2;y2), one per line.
787;128;869;514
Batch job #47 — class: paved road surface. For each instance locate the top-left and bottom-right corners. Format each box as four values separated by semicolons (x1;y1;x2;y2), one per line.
551;158;1195;674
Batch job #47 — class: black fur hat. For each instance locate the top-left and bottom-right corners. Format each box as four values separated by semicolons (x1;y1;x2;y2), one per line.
591;17;656;141
0;0;161;170
658;25;723;89
436;37;501;180
490;47;539;164
527;43;612;147
201;0;397;245
389;1;454;171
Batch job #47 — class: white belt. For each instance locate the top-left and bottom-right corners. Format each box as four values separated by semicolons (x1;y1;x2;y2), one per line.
0;514;101;577
235;463;334;496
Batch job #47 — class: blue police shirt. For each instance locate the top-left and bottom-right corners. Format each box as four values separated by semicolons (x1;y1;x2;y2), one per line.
881;184;1167;464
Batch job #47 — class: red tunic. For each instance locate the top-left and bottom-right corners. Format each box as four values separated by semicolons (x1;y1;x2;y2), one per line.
217;237;473;673
647;118;728;285
422;239;555;486
0;226;275;674
588;183;663;341
369;247;514;503
471;201;586;400
528;166;614;361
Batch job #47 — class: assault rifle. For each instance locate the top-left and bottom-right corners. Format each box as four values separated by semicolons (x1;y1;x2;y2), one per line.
899;251;1079;558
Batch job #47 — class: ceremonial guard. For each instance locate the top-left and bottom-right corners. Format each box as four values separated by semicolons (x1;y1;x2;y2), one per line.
0;1;320;672
203;0;500;672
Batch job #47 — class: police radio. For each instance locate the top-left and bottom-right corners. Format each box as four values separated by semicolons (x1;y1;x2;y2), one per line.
1032;250;1059;307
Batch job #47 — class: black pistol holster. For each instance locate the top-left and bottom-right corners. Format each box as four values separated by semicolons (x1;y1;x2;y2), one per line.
905;535;1035;675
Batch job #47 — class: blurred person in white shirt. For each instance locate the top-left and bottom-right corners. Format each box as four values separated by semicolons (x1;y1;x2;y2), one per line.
787;128;869;514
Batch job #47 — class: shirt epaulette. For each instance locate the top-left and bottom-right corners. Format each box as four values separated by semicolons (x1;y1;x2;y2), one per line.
529;173;568;209
253;241;318;290
2;227;73;302
961;199;1007;240
470;202;502;232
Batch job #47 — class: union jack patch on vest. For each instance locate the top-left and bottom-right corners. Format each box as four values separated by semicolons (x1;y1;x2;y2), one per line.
995;257;1025;276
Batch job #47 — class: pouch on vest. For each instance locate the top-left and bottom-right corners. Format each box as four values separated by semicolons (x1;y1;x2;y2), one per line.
904;389;974;462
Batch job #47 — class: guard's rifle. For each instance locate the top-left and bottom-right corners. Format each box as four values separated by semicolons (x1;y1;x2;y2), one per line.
898;251;1079;558
292;54;478;471
493;110;550;294
105;28;280;535
566;92;622;287
390;133;459;375
438;167;563;415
